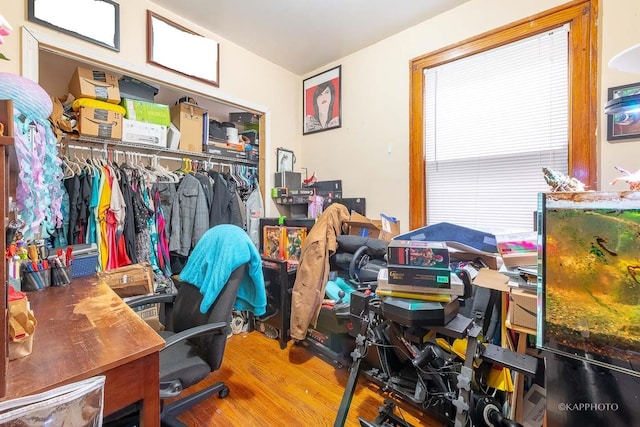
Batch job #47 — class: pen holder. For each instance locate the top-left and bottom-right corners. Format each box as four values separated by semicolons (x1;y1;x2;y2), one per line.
21;268;51;292
50;265;72;287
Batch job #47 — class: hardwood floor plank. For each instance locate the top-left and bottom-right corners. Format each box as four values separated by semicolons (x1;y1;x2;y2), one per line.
172;331;446;426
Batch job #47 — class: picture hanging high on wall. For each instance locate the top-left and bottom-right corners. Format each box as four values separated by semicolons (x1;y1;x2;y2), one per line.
303;65;341;135
28;0;120;51
607;82;640;141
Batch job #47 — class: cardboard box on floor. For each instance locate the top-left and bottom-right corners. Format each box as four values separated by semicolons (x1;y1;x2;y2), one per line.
345;212;400;242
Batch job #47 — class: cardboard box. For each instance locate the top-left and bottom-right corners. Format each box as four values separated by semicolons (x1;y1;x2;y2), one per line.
386;265;451;288
130;302;163;331
345;212;400;242
377;268;465;296
77;105;122;140
509;288;537;330
170;102;204;152
121;118;167;147
121;98;171;127
472;268;511;293
387;240;449;268
68;66;120;104
97;262;154;298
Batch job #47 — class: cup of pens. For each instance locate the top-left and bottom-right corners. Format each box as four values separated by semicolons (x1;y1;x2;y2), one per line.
50;258;72;287
21;263;51;291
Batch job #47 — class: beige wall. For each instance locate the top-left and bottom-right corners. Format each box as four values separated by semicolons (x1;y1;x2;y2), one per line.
301;0;640;232
2;1;640;230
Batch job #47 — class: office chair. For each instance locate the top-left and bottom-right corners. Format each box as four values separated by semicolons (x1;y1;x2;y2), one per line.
128;264;247;427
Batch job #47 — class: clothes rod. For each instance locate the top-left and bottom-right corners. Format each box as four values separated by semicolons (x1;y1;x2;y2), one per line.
62;142;257;166
64;144;195;164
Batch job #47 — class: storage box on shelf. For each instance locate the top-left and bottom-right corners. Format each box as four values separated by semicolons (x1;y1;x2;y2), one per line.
170;102;205;153
118;75;159;102
229;112;260;126
68;66;120;104
121;118;167;148
121;98;171;127
77;105;122;140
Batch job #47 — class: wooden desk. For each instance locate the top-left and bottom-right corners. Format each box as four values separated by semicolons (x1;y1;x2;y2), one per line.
3;276;165;426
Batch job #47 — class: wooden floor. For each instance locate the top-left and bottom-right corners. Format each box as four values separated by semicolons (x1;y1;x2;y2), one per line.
171;331;447;427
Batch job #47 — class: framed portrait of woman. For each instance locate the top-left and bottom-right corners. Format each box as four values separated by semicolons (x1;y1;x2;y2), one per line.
303;65;342;135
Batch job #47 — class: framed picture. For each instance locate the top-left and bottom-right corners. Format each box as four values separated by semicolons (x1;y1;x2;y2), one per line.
277;148;295;172
607;82;640;141
303;65;342;135
28;0;120;51
147;11;219;87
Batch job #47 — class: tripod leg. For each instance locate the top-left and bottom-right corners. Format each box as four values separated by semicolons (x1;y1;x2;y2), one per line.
334;334;367;427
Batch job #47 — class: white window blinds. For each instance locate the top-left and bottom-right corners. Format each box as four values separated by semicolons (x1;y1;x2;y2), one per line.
424;25;569;233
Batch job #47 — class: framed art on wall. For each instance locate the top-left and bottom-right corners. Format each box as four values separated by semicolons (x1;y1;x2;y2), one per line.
276;148;295;172
303;65;341;135
28;0;120;51
607;82;640;141
147;11;220;87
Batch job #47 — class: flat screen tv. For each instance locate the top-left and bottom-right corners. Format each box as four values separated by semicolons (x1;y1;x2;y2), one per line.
537;191;640;376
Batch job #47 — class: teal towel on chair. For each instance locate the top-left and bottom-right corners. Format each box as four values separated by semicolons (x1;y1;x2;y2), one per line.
179;224;267;315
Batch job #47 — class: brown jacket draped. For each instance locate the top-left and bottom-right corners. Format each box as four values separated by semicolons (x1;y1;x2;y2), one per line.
289;203;350;340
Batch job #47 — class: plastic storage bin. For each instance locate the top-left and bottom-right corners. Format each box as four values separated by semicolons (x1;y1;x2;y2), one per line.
71;254;99;278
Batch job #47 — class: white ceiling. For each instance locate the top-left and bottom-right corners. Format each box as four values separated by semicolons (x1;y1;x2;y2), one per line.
149;0;472;75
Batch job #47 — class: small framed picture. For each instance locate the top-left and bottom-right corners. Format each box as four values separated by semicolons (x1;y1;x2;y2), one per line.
303;65;341;135
276;148;295;172
607;82;640;141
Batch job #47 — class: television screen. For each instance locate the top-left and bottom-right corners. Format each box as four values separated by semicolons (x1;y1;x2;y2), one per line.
538;191;640;376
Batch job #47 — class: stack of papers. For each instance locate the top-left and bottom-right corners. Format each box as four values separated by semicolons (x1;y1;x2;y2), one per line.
499;264;538;291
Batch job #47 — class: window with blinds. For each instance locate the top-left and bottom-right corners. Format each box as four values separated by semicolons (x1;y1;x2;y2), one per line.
424;25;569;233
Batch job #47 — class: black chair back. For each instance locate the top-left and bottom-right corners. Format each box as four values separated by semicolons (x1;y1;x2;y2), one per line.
172;264;247;370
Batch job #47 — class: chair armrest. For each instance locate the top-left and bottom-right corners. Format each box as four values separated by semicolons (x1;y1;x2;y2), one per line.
163;322;228;349
125;293;176;309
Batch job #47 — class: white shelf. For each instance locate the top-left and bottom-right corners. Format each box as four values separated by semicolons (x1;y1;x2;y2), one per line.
61;135;258;166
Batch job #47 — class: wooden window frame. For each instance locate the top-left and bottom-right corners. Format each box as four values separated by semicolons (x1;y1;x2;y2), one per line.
408;0;598;229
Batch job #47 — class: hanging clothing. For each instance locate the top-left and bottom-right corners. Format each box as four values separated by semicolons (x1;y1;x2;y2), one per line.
86;168;100;245
64;173;81;245
97;166;111;271
169;173;209;257
106;167;131;270
245;184;264;248
207;170;233;227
